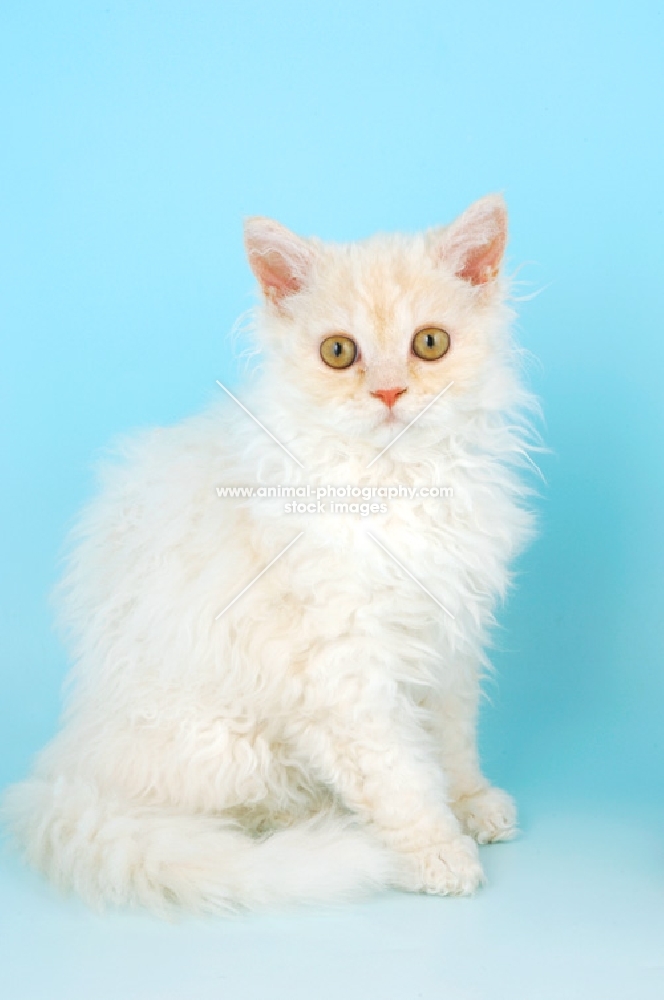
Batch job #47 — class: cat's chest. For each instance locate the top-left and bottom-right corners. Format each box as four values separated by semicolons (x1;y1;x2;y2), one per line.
232;438;524;631
283;466;514;610
304;459;505;552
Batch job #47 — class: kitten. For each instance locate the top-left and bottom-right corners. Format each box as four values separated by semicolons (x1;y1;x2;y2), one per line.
3;194;537;913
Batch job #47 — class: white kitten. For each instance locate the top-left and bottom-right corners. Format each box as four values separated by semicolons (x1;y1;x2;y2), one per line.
3;195;537;913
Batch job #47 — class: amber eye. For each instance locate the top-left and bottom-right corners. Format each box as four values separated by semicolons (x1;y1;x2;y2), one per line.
320;335;358;369
412;327;451;361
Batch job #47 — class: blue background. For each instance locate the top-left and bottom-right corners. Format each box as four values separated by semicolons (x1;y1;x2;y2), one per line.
1;2;663;997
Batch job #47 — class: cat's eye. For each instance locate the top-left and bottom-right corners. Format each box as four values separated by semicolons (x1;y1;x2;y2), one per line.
412;327;451;361
320;335;358;369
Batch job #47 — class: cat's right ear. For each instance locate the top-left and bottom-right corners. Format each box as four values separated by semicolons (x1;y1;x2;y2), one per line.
243;218;314;305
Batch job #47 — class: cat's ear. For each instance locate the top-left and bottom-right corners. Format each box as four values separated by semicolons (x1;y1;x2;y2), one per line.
435;194;508;286
243;217;314;304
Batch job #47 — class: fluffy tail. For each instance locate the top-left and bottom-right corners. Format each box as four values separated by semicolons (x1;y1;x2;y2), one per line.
1;777;393;914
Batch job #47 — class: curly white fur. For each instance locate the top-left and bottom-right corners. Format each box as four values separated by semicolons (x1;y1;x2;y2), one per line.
3;195;538;914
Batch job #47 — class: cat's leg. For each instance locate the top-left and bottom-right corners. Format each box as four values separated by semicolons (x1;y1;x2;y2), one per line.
428;674;518;845
294;682;484;896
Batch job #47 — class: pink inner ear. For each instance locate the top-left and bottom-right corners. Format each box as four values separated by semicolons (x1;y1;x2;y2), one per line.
441;195;508;287
244;218;313;303
456;226;507;285
250;248;303;297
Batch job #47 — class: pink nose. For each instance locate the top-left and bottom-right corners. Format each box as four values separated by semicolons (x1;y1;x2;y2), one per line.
371;387;407;409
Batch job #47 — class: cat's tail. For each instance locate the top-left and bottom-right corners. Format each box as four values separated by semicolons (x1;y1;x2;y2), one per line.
1;776;395;914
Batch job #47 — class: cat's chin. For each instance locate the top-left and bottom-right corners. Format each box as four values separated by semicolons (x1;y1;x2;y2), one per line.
375;410;406;429
362;410;409;446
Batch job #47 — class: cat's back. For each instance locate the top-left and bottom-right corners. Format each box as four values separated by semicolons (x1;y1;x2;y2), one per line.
55;403;249;650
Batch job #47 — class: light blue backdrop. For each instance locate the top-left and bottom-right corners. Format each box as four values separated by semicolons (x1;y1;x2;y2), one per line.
1;3;662;998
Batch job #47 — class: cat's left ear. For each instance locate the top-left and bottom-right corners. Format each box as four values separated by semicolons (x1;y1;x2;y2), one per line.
244;217;315;304
434;194;508;287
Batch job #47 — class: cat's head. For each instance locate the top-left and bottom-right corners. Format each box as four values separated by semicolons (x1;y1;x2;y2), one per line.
244;195;514;440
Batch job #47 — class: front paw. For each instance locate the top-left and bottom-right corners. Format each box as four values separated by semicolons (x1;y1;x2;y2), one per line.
404;835;485;896
453;786;518;844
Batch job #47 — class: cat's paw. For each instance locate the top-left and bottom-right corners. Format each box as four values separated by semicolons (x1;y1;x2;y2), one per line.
404;835;485;896
452;786;518;844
